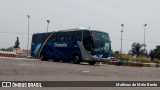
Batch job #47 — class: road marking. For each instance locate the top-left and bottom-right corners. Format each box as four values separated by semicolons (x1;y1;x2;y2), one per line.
80;62;88;65
141;67;148;69
114;76;118;77
19;63;30;65
83;71;90;73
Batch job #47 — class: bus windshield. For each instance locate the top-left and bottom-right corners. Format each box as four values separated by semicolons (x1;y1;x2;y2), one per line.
92;31;110;53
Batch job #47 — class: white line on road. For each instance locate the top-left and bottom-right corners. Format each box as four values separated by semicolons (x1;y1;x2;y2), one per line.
19;63;30;65
83;71;90;73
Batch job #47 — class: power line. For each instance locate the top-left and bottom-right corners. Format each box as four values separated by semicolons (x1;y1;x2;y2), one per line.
0;31;32;35
0;30;160;44
111;37;142;42
110;37;160;44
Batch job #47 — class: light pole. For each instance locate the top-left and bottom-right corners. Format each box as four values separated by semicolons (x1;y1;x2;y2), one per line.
47;20;50;32
120;24;124;54
143;24;147;51
27;15;30;56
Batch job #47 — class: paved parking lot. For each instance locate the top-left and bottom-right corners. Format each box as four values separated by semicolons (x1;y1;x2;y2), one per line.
0;58;160;90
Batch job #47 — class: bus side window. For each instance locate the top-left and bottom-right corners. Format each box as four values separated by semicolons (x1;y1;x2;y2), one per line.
61;36;65;41
42;34;45;42
56;32;65;41
39;34;46;42
64;32;72;41
83;30;91;51
32;35;36;43
48;33;56;42
72;31;82;41
37;34;42;42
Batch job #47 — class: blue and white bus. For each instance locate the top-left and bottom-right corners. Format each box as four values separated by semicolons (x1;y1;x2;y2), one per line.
31;28;111;65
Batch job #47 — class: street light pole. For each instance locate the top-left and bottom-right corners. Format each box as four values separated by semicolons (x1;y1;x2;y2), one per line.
120;24;124;54
27;15;30;56
47;20;50;32
143;24;147;50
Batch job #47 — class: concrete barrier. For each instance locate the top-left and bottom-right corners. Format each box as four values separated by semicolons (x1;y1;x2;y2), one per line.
0;52;39;60
156;64;160;67
0;53;16;57
102;61;160;68
141;63;156;67
0;51;16;54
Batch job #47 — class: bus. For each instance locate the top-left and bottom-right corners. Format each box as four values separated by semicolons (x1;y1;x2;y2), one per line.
31;28;111;65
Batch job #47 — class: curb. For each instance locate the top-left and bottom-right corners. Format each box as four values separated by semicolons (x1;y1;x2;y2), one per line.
102;61;160;68
0;57;39;60
0;53;16;57
0;53;39;60
0;54;39;59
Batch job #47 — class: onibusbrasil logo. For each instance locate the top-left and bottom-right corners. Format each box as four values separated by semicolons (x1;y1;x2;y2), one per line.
1;82;42;88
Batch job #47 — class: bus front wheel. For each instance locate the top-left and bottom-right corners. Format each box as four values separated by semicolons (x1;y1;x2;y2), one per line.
72;55;81;64
88;61;96;65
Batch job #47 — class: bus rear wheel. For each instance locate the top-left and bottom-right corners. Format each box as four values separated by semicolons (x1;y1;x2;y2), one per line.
72;55;81;64
62;59;70;63
54;58;60;62
40;54;47;61
88;61;96;65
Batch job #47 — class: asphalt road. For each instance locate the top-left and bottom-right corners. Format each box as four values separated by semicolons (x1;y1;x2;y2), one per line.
0;57;160;90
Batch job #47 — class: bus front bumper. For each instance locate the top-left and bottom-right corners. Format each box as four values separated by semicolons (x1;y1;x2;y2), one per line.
89;57;110;62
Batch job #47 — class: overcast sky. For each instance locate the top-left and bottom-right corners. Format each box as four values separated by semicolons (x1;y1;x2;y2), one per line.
0;0;160;53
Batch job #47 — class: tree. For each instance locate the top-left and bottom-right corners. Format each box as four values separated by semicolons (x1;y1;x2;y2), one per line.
149;50;154;60
150;46;160;60
14;37;20;48
109;50;116;57
155;46;160;59
130;42;146;57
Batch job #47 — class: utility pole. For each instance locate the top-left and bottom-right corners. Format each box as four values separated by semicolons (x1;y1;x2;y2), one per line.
47;20;50;32
120;24;124;54
27;15;30;56
143;24;147;52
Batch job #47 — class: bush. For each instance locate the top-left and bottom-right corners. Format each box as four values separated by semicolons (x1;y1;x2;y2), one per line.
152;59;160;63
118;54;130;61
136;57;151;63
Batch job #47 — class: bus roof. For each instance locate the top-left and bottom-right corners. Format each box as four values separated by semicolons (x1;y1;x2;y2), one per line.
90;30;109;34
58;28;108;34
33;28;108;35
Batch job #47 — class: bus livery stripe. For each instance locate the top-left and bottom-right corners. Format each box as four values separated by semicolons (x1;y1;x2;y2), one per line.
38;33;54;58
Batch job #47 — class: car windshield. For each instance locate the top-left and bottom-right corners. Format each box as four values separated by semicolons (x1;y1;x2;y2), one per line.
92;31;110;53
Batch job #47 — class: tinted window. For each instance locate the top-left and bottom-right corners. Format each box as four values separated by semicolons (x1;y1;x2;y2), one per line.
83;30;91;51
64;32;72;41
32;34;43;42
48;33;56;42
32;35;36;43
32;33;52;43
57;32;65;41
56;31;82;41
72;31;82;41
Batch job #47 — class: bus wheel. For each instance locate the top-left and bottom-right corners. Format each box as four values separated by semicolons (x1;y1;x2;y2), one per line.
54;59;60;62
88;61;96;65
40;54;47;61
62;59;70;63
72;55;81;64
